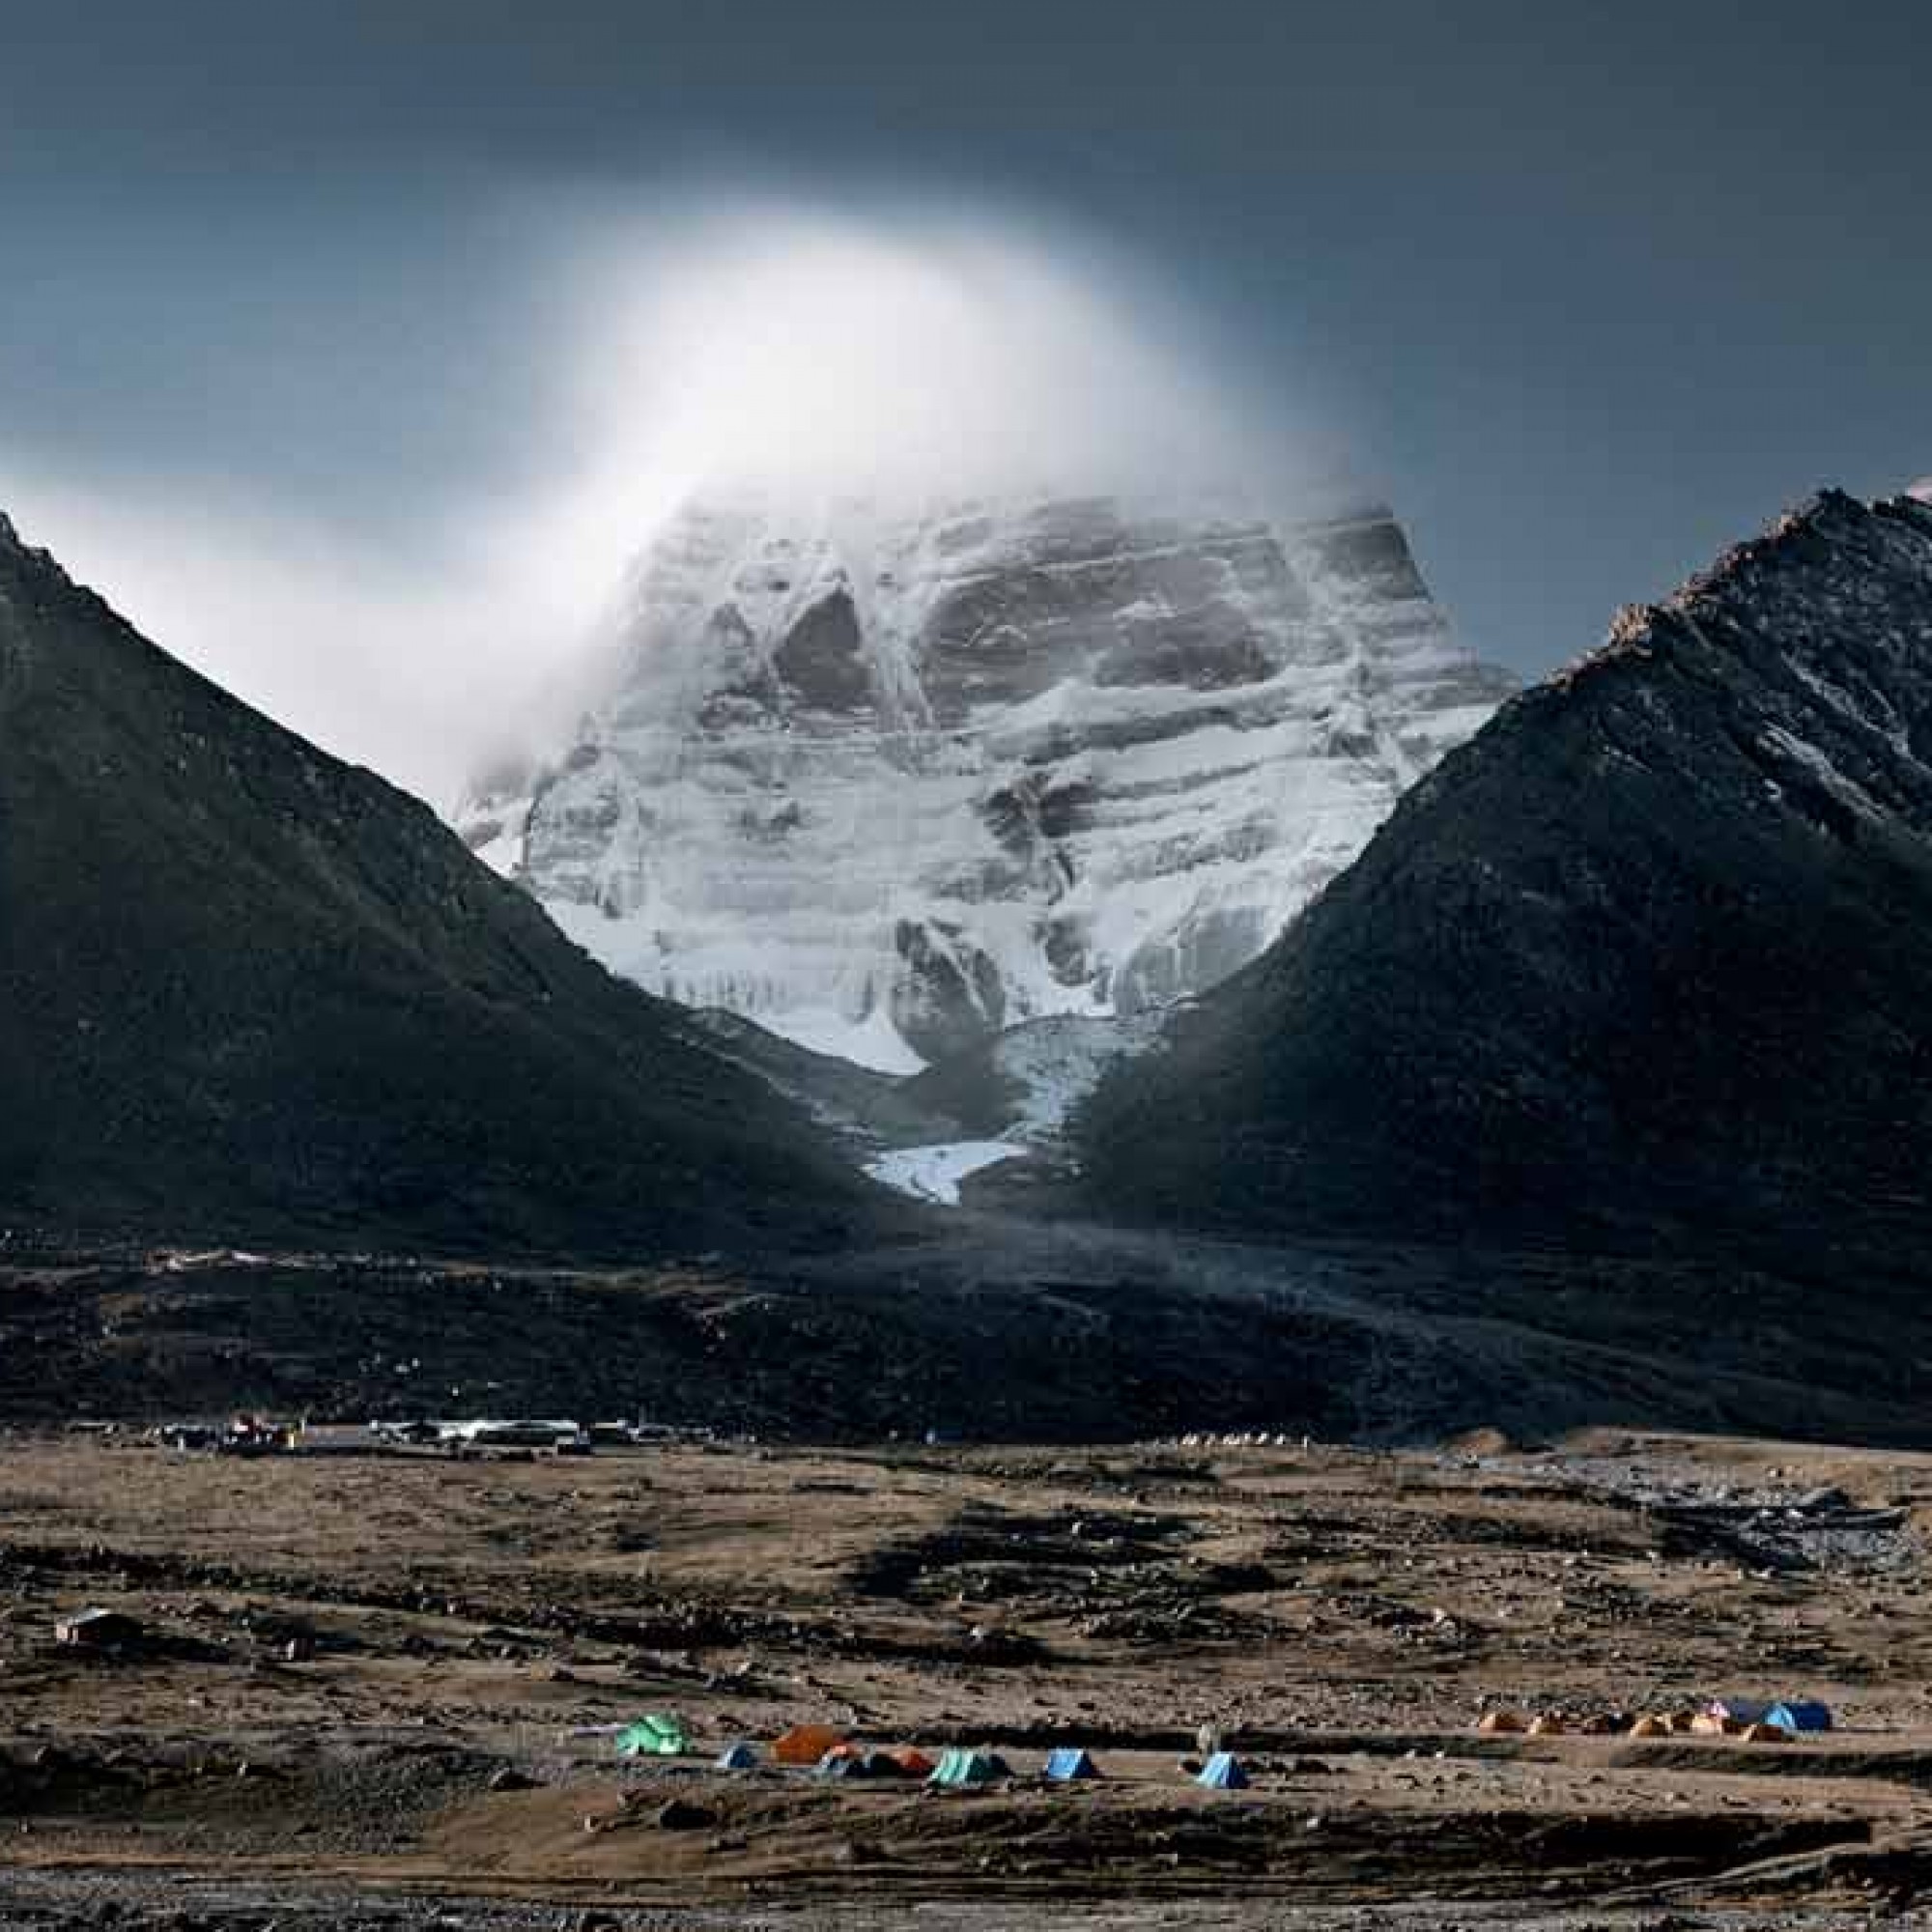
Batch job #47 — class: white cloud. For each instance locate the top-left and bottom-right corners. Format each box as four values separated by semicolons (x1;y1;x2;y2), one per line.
1;192;1310;808
0;467;585;806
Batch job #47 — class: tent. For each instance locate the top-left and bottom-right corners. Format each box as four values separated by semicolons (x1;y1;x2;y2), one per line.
818;1747;906;1780
1766;1700;1833;1734
1044;1747;1101;1781
715;1742;759;1771
1196;1751;1250;1790
885;1747;935;1777
1706;1697;1772;1724
928;1747;1011;1788
615;1713;687;1757
773;1723;849;1767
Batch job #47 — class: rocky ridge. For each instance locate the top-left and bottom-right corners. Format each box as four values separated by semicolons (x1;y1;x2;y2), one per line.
0;510;877;1255
1079;488;1932;1272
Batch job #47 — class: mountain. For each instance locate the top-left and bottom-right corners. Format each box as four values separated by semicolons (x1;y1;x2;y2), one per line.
1079;489;1932;1269
0;511;879;1256
458;489;1515;1070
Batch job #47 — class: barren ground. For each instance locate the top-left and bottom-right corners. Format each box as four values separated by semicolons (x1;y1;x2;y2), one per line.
7;1428;1932;1927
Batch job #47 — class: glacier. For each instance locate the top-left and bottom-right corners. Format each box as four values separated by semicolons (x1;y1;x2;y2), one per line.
457;487;1516;1071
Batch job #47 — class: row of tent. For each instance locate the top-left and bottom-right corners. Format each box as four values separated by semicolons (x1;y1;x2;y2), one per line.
1477;1696;1833;1742
613;1717;1250;1790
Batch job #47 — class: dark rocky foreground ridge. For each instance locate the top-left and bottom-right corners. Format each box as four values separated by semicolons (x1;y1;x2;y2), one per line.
0;511;884;1256
1079;490;1932;1281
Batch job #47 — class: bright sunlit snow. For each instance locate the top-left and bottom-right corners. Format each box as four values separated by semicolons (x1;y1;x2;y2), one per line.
864;1141;1019;1206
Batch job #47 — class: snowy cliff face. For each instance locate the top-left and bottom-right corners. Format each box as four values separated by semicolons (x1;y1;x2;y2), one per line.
459;491;1515;1069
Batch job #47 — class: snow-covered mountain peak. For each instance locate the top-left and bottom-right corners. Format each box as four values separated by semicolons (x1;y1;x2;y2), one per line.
458;486;1516;1070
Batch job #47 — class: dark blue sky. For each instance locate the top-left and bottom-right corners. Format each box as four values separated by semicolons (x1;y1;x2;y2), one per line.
2;0;1928;694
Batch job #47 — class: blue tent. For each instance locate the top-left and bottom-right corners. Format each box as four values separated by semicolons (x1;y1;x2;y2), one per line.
715;1742;759;1770
1044;1747;1100;1781
1766;1700;1833;1734
1196;1751;1249;1790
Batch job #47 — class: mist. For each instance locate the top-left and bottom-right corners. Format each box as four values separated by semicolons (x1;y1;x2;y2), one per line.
0;191;1311;808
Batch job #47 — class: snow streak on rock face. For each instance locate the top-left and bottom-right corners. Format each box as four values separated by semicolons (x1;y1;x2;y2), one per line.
461;491;1515;1069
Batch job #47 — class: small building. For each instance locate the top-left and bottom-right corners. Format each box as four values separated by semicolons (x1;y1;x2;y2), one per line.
449;1418;585;1453
55;1607;143;1650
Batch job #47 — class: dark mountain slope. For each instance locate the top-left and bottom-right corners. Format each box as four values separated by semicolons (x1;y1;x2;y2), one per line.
0;512;881;1255
1079;490;1932;1265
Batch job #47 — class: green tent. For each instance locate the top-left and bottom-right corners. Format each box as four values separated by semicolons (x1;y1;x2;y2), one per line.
615;1713;688;1757
928;1747;1011;1788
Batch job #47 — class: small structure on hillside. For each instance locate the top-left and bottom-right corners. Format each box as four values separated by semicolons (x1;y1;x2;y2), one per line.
55;1607;143;1650
450;1418;586;1454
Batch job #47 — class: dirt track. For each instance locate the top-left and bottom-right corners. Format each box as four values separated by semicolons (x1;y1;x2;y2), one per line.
7;1428;1932;1925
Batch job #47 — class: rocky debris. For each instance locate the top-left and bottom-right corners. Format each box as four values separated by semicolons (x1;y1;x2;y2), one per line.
1;1431;1930;1918
650;1796;716;1832
1518;1453;1919;1574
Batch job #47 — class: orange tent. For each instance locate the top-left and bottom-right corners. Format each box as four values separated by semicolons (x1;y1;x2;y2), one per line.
773;1723;849;1767
886;1747;935;1776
